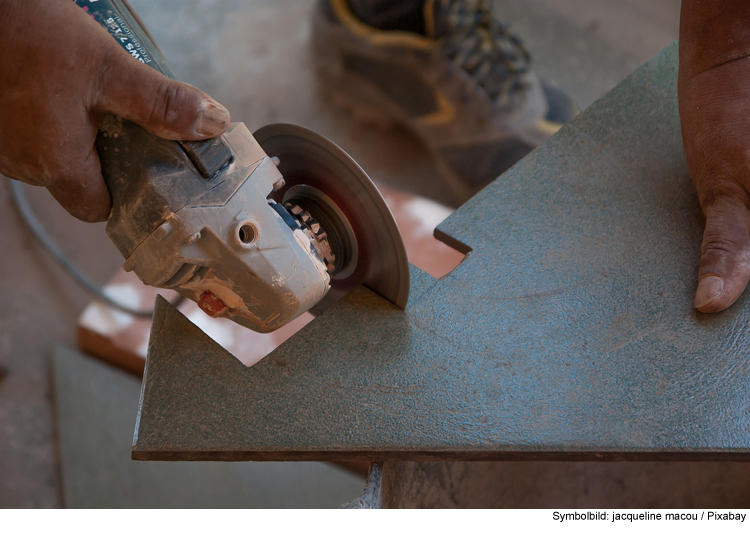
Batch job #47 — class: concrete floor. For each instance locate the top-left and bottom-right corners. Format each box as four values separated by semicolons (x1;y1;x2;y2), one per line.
1;0;725;509
54;347;365;508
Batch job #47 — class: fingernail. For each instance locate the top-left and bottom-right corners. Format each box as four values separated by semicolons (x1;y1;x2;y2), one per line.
695;275;724;309
194;99;229;137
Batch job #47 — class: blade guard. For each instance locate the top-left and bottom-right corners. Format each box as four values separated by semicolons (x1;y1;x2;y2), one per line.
256;124;410;310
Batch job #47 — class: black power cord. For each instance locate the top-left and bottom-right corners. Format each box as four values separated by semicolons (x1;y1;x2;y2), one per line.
8;179;159;319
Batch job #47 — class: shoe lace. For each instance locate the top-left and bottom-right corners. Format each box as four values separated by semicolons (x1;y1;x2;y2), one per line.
439;0;532;109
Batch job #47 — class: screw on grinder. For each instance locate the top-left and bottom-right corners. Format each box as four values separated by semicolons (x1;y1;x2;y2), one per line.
78;0;409;333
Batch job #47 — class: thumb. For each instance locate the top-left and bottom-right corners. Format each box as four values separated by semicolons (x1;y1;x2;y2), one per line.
95;43;229;140
695;196;750;313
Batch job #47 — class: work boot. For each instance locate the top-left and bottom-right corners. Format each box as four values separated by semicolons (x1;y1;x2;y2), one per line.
312;0;578;203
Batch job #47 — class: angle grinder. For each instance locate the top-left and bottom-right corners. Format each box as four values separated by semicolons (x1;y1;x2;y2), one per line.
75;0;409;333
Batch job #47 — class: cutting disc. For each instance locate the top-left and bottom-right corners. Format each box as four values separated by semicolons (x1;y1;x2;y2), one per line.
254;124;409;310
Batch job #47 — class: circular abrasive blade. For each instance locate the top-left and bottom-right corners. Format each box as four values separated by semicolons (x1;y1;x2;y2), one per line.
254;123;409;310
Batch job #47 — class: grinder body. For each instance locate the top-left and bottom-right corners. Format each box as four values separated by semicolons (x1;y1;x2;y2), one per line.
77;0;332;332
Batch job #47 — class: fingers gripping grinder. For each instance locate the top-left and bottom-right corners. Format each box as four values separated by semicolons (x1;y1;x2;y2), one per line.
78;0;409;332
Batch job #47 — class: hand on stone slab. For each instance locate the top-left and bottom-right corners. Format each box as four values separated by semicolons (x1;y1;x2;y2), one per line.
679;0;750;312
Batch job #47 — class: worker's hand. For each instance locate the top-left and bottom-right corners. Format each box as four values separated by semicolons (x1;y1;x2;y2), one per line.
0;0;230;222
679;0;750;313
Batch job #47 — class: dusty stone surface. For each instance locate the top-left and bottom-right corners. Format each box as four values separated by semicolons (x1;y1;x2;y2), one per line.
136;45;750;462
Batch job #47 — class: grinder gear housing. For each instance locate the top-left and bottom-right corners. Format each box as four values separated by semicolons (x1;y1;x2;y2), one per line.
82;0;409;333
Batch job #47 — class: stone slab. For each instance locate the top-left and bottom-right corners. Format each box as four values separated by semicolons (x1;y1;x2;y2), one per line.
134;43;750;462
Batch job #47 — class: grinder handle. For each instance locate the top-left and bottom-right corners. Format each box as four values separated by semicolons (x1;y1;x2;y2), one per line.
75;0;233;181
74;0;176;79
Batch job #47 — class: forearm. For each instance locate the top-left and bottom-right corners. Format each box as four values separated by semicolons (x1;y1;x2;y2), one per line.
680;0;750;80
0;0;24;57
